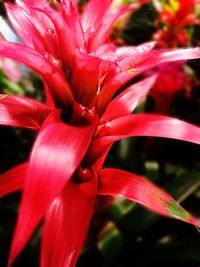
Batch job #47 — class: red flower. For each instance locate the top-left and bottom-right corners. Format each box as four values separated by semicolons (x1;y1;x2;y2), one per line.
154;0;200;47
0;1;200;266
148;62;190;113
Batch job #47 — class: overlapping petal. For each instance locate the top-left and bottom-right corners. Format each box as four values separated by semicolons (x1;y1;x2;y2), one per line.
120;47;200;72
88;4;134;51
61;0;85;48
71;51;101;106
9;110;98;265
81;0;112;36
101;75;157;121
0;42;74;106
6;3;46;53
0;163;27;197
0;95;51;129
98;168;200;226
41;177;97;267
97;114;200;143
90;114;200;163
33;6;76;69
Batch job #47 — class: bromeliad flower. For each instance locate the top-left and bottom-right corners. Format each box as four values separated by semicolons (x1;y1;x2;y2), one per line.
1;0;200;266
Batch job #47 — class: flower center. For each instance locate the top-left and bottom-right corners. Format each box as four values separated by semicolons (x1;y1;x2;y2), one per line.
70;103;97;126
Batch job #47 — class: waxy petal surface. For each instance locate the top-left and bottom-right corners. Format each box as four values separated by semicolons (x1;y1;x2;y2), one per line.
0;42;74;106
120;47;200;72
41;177;97;267
102;75;157;121
88;4;134;51
62;0;84;48
6;3;45;53
0;163;27;197
81;0;112;35
90;114;200;163
98;168;200;226
97;114;200;144
0;95;51;129
9;111;97;265
71;51;101;106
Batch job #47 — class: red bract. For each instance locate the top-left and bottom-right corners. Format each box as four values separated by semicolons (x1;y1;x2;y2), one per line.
0;1;200;266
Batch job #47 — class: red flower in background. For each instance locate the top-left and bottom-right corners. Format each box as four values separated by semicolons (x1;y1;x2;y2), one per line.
148;62;193;113
154;0;200;47
0;1;200;266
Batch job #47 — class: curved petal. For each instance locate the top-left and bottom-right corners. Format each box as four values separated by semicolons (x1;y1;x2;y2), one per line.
61;0;84;48
71;50;101;106
32;6;76;70
97;114;200;144
81;0;112;35
6;3;45;53
90;114;200;163
9;111;98;265
98;168;200;226
0;94;51;129
116;42;156;61
120;47;200;72
88;4;136;51
0;163;27;197
41;177;97;267
101;75;157;121
0;41;74;106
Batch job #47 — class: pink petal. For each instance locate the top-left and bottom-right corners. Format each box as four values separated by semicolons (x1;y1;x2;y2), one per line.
71;50;101;106
116;42;156;61
0;41;74;106
41;177;97;267
0;163;27;197
16;0;48;8
61;0;85;48
120;47;200;73
97;114;200;144
98;168;200;226
9;110;97;265
88;4;136;51
0;94;51;129
32;6;76;70
101;75;157;121
90;114;200;163
6;3;45;53
81;0;112;35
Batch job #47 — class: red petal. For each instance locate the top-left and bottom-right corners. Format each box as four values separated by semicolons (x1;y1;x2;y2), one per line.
88;4;136;51
71;50;101;106
6;3;45;53
9;110;97;265
0;94;51;129
81;0;112;36
116;42;156;61
0;163;27;197
90;114;200;163
0;41;74;106
120;47;200;72
98;168;200;226
61;0;84;48
101;75;157;121
41;177;97;267
32;6;76;70
97;114;200;144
